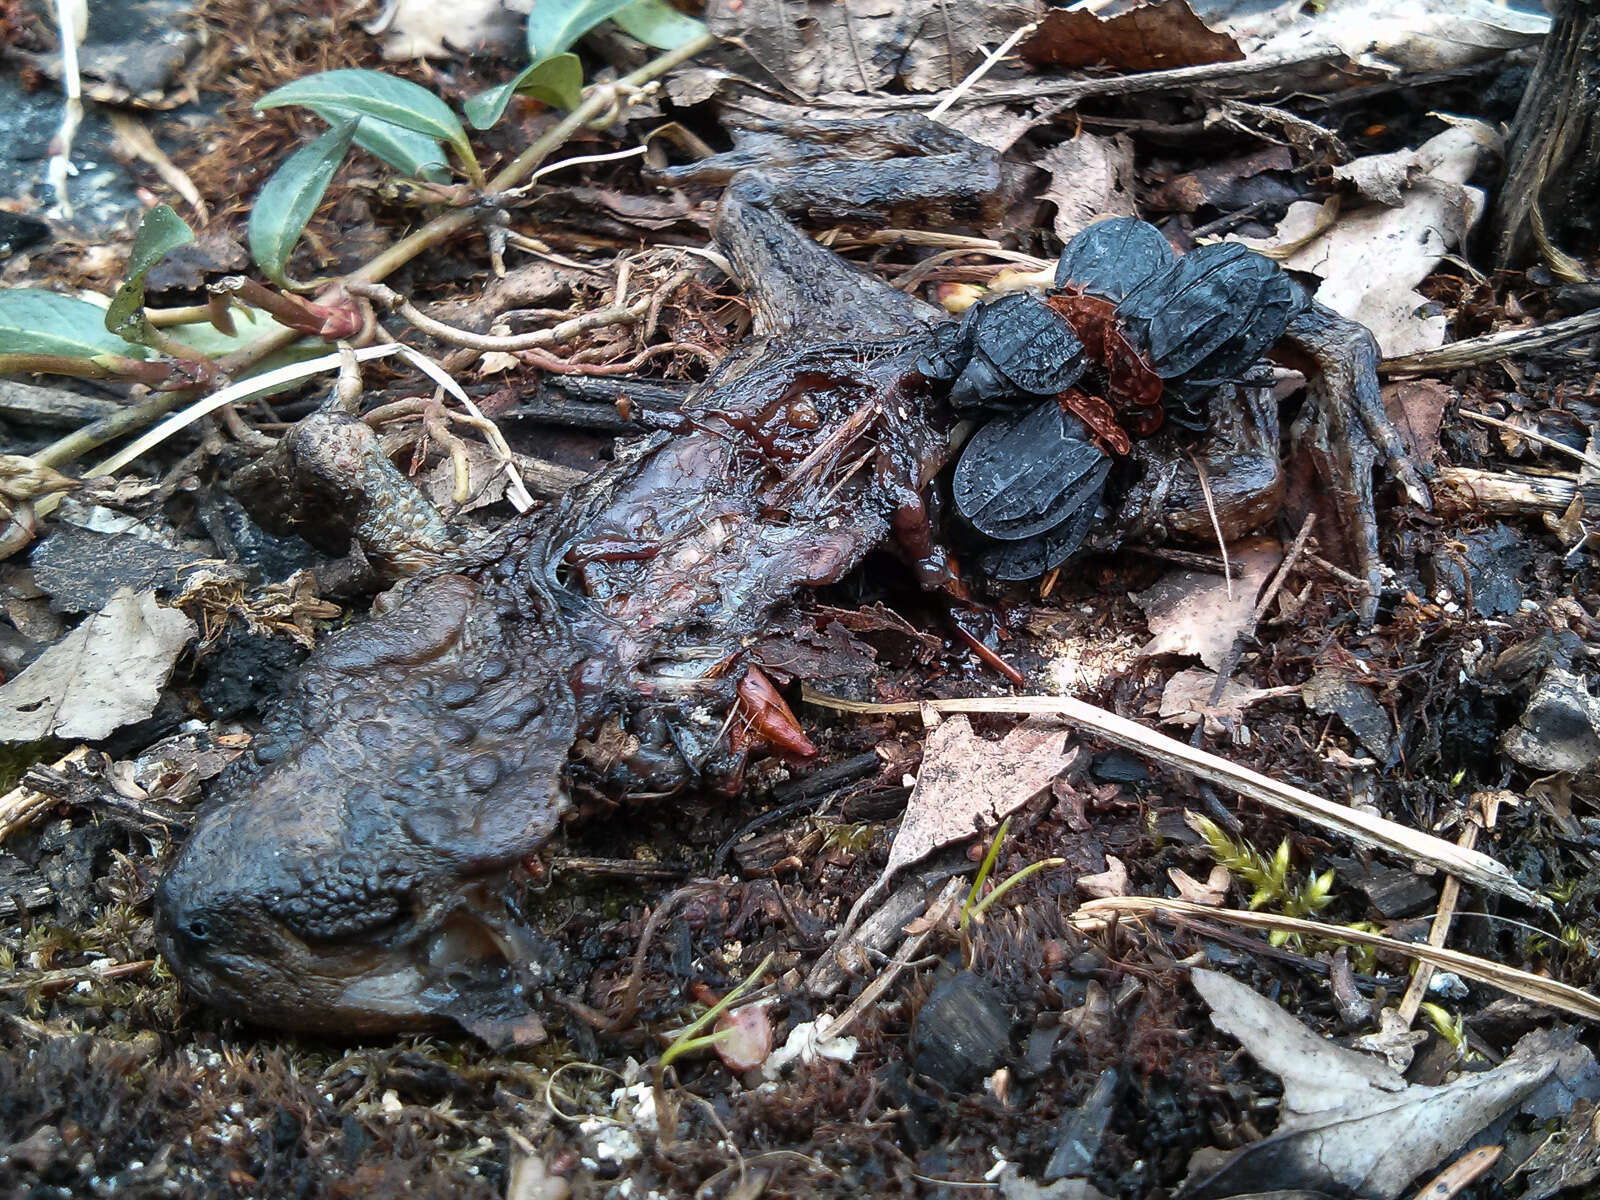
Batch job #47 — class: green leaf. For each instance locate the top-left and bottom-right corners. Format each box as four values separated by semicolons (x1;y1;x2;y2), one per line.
104;205;196;346
169;309;330;391
465;53;584;129
307;105;449;182
166;306;296;358
526;0;639;64
248;116;360;288
257;69;466;155
0;290;149;358
611;0;707;49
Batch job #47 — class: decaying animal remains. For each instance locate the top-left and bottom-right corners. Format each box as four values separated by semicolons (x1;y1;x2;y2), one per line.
156;117;1430;1041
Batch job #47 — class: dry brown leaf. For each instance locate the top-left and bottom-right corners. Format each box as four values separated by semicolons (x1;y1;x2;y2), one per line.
840;715;1078;935
1381;379;1450;465
1076;855;1129;899
0;588;195;742
706;0;1040;98
1147;146;1296;215
1037;134;1137;242
1021;0;1242;71
1132;537;1281;671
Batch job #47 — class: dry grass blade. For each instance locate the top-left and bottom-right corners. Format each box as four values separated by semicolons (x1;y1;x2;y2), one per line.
1073;895;1600;1022
801;689;1551;912
88;344;409;478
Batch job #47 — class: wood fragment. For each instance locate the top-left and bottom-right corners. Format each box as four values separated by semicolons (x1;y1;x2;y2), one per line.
1380;309;1600;374
0;380;121;429
0;747;91;843
1433;465;1600;519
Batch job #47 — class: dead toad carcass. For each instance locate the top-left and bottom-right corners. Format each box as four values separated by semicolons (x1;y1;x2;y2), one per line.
156;117;1430;1041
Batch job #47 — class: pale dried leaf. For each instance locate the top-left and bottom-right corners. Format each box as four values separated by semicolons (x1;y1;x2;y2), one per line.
366;0;524;59
1232;0;1549;74
1158;667;1289;731
1076;856;1128;899
1332;145;1422;207
1037;135;1137;242
421;441;511;513
1349;1007;1430;1073
1229;124;1499;357
1185;969;1557;1199
1133;537;1281;671
881;715;1076;884
1169;865;1231;905
943;106;1045;156
0;588;195;742
706;0;1039;98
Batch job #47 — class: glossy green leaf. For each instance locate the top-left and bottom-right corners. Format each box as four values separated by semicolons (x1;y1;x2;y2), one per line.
465;53;584;129
611;0;707;49
105;205;196;346
248;116;359;288
256;70;467;156
307;105;449;182
0;289;148;358
526;0;638;65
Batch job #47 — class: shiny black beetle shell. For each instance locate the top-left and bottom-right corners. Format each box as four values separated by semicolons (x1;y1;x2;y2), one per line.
1114;241;1295;382
1053;216;1176;301
943;293;1088;416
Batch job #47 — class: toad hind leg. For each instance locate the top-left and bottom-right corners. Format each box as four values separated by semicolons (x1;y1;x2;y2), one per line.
662;114;1003;342
1281;300;1434;623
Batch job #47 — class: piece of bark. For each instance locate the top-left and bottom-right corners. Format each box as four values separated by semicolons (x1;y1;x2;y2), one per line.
1492;0;1600;270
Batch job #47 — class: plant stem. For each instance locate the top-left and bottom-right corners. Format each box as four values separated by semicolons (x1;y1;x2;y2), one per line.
34;31;717;471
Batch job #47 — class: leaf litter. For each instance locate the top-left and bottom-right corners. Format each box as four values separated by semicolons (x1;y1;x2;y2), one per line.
1;0;1598;1195
0;588;194;741
1184;970;1594;1200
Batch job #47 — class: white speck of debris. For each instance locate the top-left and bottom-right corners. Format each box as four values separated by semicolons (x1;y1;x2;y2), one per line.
1428;972;1470;999
1443;602;1460;614
985;1152;1009;1182
622;1081;658;1128
1435;589;1453;604
75;979;92;993
762;1012;859;1080
579;1117;643;1168
902;773;917;788
381;1089;402;1113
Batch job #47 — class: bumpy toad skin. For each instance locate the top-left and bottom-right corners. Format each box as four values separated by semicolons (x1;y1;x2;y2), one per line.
157;116;1429;1041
